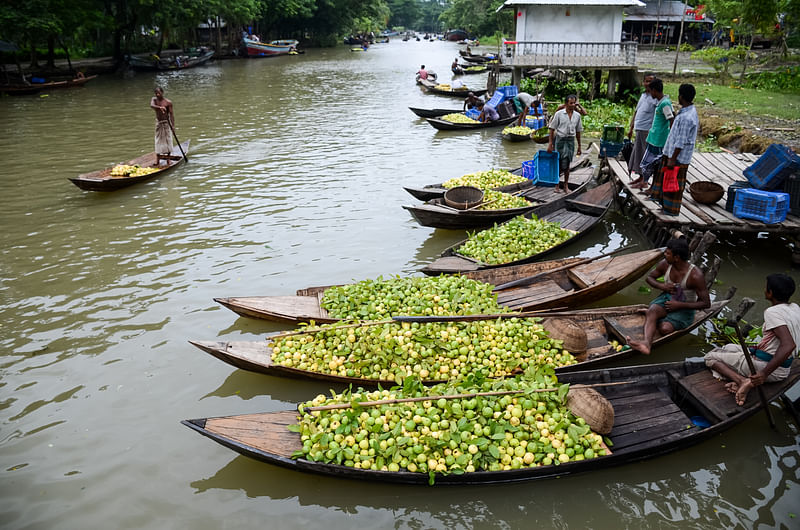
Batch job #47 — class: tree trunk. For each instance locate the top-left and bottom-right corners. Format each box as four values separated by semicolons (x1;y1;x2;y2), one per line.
29;37;39;68
58;37;74;73
216;16;222;54
113;28;122;61
47;35;56;68
158;30;165;56
672;10;686;75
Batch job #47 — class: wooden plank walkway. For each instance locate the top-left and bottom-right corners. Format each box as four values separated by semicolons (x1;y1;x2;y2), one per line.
606;152;800;246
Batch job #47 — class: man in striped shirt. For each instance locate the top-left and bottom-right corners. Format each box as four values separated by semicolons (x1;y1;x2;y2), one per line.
657;84;698;216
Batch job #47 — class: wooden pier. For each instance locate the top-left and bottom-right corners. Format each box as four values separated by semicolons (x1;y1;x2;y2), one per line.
605;152;800;247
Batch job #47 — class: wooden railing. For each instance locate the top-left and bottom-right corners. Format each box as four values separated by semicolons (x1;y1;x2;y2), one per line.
503;41;638;68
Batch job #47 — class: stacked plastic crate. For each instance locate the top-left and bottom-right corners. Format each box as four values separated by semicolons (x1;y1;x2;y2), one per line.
733;144;800;223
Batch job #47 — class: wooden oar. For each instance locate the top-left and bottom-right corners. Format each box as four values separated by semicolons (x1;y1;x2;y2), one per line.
303;381;634;412
267;319;395;340
492;245;638;292
391;308;567;323
167;119;188;162
731;297;776;429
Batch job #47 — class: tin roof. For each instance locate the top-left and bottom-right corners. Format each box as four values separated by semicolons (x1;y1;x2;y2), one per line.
623;1;714;22
499;0;644;8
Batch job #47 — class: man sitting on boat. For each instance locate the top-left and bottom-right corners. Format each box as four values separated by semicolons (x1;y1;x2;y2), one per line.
627;237;710;355
463;91;483;111
417;65;429;80
150;86;174;163
452;59;464;75
704;273;800;406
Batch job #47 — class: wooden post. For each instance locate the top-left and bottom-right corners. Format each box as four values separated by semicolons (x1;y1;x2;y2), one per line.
672;7;687;75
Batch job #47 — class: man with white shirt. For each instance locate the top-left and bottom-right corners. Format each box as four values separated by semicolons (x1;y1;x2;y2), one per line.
547;94;583;192
627;72;657;184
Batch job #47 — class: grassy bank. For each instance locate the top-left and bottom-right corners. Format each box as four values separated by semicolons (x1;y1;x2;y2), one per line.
664;81;800;121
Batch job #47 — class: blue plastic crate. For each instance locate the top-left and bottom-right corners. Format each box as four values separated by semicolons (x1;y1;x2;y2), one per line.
500;85;518;98
732;188;789;224
602;125;625;144
464;108;480;120
600;140;624;158
525;116;546;130
529;150;559;186
725;181;750;212
486;91;504;108
744;144;800;190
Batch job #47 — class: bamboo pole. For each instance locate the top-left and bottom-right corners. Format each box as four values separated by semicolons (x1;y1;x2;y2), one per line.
302;381;634;412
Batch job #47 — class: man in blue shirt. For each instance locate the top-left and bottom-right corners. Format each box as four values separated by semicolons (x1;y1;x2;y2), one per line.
658;84;698;215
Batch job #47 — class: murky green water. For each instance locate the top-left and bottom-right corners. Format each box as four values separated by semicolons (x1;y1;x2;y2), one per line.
0;40;798;529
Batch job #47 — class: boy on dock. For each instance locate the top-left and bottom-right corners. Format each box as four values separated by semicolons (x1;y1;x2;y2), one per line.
547;94;583;193
627;237;710;355
655;83;699;216
704;273;800;406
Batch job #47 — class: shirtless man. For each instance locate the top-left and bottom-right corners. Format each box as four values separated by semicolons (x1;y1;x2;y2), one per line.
150;86;174;159
627;237;710;355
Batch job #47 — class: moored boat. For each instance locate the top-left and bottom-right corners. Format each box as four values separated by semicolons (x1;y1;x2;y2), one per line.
403;154;590;202
403;164;593;230
69;140;189;192
213;242;671;325
417;78;487;98
421;181;616;275
194;284;732;384
0;74;97;95
181;353;796;485
243;38;296;57
127;50;214;71
425;114;518;131
409;107;465;119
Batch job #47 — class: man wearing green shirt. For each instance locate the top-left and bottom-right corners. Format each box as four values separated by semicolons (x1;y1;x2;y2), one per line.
636;80;674;195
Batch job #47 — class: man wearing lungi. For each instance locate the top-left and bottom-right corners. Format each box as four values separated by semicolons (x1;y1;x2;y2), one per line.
547;94;582;193
657;84;699;216
637;79;673;193
150;86;174;161
627;72;657;185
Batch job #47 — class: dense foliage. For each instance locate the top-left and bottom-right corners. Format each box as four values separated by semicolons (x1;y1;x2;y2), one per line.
742;66;800;92
0;0;402;63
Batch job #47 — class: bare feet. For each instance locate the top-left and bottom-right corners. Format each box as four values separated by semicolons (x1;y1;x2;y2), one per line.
724;381;739;394
734;380;752;406
626;336;651;355
631;181;646;189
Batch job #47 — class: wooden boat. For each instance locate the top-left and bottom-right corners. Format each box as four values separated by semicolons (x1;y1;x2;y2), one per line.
409;107;465;119
0;74;97;95
243;38;295;57
425;113;518;131
403;165;593;230
417;78;487;98
212;243;672;326
69;140;189;192
502;130;533;142
403;155;589;202
196;285;733;383
127;50;214;71
182;353;797;485
458;65;488;74
422;181;616;275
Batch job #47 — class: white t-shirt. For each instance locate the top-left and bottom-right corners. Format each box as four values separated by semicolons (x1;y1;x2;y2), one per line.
758;302;800;356
517;92;536;107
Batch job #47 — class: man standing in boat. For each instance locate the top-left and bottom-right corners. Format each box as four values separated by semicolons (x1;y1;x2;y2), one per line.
150;86;174;162
704;273;800;406
627;237;710;355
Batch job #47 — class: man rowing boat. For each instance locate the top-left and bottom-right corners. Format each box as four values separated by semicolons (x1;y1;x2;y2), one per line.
150;86;174;162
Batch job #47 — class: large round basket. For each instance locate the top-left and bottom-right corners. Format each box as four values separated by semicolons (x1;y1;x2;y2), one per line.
444;186;484;210
566;387;615;434
542;318;588;354
689;181;724;204
532;134;549;144
503;132;532;142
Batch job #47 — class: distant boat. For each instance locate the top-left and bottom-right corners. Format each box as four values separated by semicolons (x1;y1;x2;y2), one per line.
0;74;97;95
127;50;214;71
445;29;468;41
242;38;298;57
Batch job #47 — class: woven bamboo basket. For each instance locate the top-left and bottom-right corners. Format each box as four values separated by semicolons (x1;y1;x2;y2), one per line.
566;387;615;434
689;181;724;204
542;317;588;354
444;186;484;210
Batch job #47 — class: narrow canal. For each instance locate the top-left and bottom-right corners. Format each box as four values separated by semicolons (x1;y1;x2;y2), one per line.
0;39;798;528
